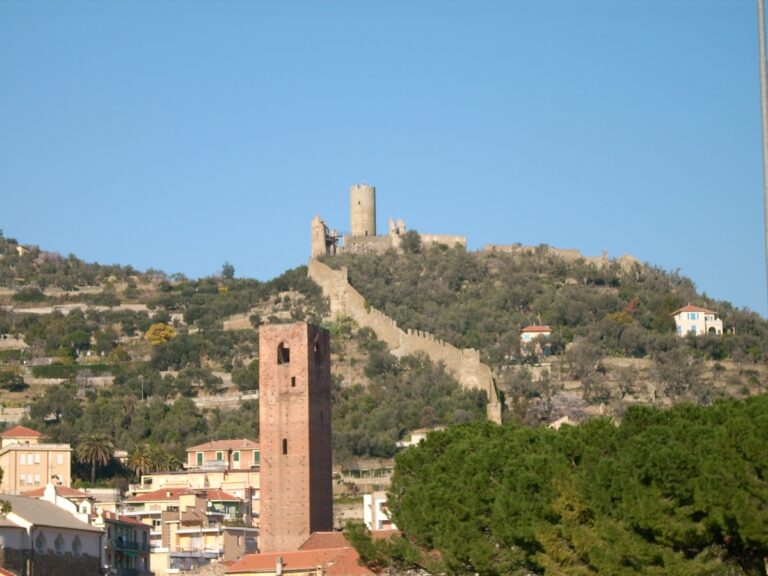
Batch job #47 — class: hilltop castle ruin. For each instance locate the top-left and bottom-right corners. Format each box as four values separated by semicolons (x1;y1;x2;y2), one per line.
310;183;467;257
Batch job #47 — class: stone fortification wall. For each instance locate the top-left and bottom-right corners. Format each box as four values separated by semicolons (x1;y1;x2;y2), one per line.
420;234;467;249
308;260;501;423
342;235;392;254
484;244;639;270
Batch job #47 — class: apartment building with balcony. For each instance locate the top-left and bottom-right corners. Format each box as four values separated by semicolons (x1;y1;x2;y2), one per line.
96;511;151;576
124;488;257;575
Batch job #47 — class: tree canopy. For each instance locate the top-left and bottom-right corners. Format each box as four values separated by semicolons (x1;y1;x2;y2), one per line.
377;396;768;575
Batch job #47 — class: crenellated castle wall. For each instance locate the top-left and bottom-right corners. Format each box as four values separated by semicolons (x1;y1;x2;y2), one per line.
308;259;501;423
484;243;639;270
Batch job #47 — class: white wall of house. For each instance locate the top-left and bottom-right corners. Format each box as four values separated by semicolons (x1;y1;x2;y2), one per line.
673;311;723;336
363;492;396;531
26;526;101;558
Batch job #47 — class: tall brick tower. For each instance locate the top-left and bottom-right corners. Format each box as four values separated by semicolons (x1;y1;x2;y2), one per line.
258;322;333;552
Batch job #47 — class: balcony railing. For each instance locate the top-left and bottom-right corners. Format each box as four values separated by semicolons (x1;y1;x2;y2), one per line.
110;568;148;576
109;538;150;553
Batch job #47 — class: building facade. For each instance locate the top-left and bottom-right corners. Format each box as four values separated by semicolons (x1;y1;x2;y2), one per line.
258;323;333;553
124;487;256;575
186;439;259;471
671;305;723;336
0;494;103;576
0;425;71;494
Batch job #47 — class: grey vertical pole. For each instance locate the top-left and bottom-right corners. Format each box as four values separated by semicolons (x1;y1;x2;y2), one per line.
758;0;768;311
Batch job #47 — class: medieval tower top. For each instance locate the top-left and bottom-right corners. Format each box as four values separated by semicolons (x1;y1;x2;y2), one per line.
349;183;376;237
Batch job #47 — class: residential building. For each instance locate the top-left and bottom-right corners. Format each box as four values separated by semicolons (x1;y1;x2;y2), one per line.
0;494;103;576
259;323;333;553
123;487;256;575
520;325;552;344
671;305;724;336
22;483;151;575
0;425;71;494
520;325;552;357
363;491;397;531
129;468;260;520
186;438;259;471
96;511;151;576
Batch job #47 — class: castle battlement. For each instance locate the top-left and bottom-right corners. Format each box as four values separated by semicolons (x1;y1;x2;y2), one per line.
311;184;466;258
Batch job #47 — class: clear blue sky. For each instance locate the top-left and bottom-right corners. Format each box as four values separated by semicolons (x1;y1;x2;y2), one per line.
2;0;766;316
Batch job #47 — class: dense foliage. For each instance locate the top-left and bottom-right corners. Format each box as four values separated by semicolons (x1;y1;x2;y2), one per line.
325;245;768;367
0;233;156;289
23;384;259;479
333;328;487;460
367;397;768;575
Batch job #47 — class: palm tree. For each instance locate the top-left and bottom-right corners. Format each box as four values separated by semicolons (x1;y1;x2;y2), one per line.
76;433;115;483
147;444;182;472
127;443;153;478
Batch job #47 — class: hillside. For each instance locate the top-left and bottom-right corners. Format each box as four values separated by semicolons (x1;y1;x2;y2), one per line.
323;241;768;422
3;229;768;483
0;233;485;485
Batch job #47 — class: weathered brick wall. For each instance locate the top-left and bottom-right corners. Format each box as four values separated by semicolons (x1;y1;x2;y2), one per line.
259;323;333;553
308;260;501;423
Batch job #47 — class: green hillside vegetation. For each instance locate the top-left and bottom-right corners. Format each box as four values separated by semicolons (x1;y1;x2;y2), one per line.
331;324;487;460
0;233;159;290
324;243;768;366
0;237;486;484
324;243;768;419
349;396;768;575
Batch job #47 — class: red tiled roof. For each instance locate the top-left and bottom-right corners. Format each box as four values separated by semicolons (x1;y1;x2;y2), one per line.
0;425;42;438
299;531;349;550
21;486;88;499
125;487;240;503
521;325;552;333
226;548;374;575
186;439;259;452
671;305;716;316
300;530;399;550
101;510;151;527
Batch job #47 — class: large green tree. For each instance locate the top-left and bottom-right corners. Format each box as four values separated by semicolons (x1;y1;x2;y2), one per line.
381;397;768;575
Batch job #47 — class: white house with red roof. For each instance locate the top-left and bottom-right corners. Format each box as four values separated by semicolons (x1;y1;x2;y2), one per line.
520;325;552;343
520;325;552;356
671;305;723;336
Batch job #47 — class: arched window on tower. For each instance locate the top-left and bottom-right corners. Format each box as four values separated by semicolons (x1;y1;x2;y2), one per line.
277;343;290;365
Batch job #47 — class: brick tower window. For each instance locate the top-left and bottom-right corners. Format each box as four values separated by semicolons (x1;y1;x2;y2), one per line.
282;439;288;455
277;343;290;364
314;338;322;365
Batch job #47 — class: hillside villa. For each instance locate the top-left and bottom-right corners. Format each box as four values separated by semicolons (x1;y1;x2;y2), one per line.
671;305;723;336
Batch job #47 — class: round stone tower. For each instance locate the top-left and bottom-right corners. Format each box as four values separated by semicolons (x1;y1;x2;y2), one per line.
349;184;376;237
